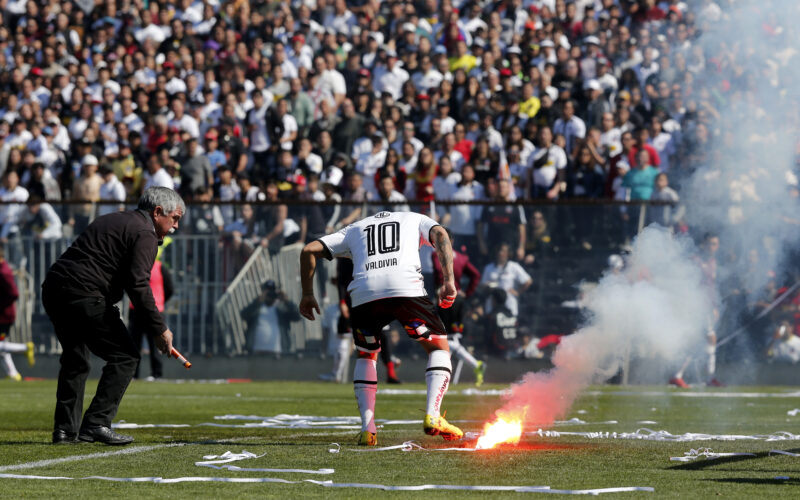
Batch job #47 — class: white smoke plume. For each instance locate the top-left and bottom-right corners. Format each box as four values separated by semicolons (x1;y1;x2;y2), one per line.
490;0;800;429
495;228;713;426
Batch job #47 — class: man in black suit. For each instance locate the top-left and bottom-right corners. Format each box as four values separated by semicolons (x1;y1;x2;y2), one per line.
42;187;184;445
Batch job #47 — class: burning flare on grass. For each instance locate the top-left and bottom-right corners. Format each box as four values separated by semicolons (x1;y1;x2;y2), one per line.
475;416;523;450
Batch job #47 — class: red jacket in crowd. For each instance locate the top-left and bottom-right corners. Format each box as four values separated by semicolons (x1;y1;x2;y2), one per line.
0;259;18;325
432;248;481;297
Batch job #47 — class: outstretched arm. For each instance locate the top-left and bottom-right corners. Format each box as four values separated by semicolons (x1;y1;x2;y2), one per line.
299;240;327;320
430;225;456;308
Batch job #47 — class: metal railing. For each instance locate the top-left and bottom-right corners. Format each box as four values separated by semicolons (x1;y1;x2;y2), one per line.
5;199;692;357
22;235;227;355
215;243;338;355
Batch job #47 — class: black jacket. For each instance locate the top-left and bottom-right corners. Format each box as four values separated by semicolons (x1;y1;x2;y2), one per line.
44;209;167;337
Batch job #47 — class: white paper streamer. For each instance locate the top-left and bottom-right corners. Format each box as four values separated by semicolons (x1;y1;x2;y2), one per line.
114;414;622;431
0;473;652;494
584;390;800;399
530;428;800;442
335;441;478;453
195;451;334;475
770;449;800;457
670;448;755;462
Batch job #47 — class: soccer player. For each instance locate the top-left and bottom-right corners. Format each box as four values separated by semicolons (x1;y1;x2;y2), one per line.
431;228;486;386
300;211;461;446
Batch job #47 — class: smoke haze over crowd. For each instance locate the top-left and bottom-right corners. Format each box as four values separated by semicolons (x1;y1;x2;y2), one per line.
493;0;800;429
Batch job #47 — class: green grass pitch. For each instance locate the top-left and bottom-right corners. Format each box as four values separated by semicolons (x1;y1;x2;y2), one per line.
1;379;799;498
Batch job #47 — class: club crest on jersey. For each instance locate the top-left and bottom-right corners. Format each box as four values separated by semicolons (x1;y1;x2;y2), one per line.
375;211;391;218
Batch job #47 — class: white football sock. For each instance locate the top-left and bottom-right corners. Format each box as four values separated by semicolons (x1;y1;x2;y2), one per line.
425;350;451;417
0;340;27;353
448;335;479;369
674;358;690;379
706;344;716;378
1;353;19;377
353;357;377;433
335;336;351;383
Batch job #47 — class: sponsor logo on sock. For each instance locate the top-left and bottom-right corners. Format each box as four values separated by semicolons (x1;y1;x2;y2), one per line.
434;375;449;413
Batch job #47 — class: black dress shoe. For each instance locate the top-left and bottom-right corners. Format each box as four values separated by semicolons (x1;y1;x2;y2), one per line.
77;426;134;445
52;429;78;444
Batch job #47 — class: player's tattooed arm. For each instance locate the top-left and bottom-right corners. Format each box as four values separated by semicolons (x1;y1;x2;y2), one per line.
431;226;453;278
299;240;325;320
431;225;457;308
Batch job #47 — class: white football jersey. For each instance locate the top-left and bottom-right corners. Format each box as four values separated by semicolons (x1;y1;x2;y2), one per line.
318;211;439;307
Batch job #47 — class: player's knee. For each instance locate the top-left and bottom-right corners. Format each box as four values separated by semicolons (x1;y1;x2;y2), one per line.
356;349;379;360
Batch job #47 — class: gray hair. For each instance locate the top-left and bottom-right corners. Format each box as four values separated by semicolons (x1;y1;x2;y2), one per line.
138;187;186;214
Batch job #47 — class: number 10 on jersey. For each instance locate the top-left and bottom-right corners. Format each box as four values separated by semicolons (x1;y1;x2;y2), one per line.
364;222;400;256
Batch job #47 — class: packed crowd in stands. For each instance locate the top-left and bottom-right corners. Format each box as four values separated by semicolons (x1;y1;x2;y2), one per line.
2;0;799;360
0;0;735;249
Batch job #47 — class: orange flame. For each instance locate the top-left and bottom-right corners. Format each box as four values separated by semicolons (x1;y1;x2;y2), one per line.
475;417;523;450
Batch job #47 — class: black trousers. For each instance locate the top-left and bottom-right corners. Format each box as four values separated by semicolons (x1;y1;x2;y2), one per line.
42;285;140;433
130;313;163;379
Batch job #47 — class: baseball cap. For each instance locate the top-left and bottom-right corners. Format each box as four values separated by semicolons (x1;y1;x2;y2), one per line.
584;35;600;46
585;79;601;91
31;67;43;76
204;129;219;140
163;61;175;69
358;68;371;77
81;154;99;166
262;279;277;291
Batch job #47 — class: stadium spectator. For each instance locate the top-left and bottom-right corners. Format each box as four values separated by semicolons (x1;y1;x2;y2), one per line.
477;179;527;262
481;243;533;318
242;279;300;355
623;149;660;201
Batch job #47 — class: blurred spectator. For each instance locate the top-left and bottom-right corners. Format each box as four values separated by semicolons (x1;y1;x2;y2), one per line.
623;149;660;201
477;179;527;262
26;162;61;202
20;198;62;240
223;203;265;265
70;155;101;233
261;181;287;254
180;137;214;198
529;126;568;200
242;280;300;355
97;166;126;217
766;322;800;363
647;173;684;228
483;288;519;359
374;173;409;213
481;243;533;318
447;162;483;253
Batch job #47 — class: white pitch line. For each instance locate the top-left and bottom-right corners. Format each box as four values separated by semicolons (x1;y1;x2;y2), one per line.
0;431;358;474
0;443;186;472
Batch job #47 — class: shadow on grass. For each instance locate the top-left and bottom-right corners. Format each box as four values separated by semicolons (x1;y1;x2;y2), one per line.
669;448;800;471
707;477;800;486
